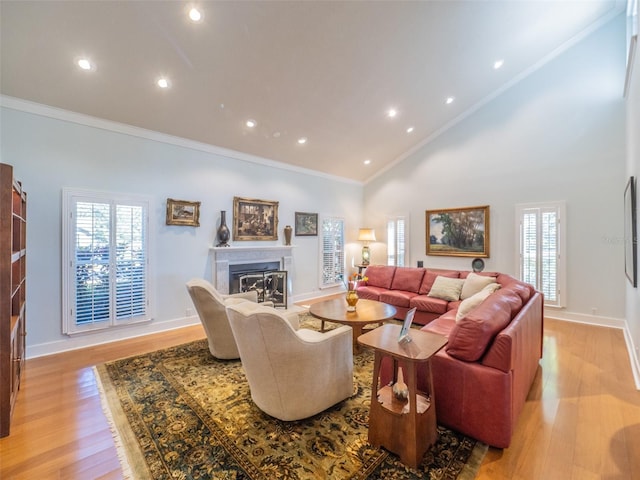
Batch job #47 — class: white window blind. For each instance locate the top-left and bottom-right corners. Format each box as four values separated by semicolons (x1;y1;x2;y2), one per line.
63;189;151;334
517;202;565;307
387;216;407;267
320;217;344;288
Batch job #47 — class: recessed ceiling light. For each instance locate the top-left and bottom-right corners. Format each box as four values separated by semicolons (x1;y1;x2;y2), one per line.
188;7;202;22
387;108;398;118
297;137;307;145
246;119;257;128
364;159;371;165
77;58;93;71
494;59;504;69
406;126;414;133
446;97;455;104
157;77;170;89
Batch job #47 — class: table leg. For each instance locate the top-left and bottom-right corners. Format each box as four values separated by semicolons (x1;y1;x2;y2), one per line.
352;324;363;353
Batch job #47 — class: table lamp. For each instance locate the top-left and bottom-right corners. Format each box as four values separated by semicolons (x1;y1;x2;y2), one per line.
358;228;376;265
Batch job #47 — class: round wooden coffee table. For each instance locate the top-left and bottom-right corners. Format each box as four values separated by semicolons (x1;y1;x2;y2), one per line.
309;298;397;353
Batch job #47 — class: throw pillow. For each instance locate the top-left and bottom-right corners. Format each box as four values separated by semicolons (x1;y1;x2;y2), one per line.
427;276;465;302
460;272;497;300
456;283;501;322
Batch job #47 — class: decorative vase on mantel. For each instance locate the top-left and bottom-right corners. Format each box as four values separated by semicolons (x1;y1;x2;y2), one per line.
216;210;231;247
284;225;292;246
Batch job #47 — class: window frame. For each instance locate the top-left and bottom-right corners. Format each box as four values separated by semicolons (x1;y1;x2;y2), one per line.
515;201;566;308
62;188;153;335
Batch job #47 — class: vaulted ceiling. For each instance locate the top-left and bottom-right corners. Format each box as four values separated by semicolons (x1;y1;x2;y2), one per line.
0;1;626;182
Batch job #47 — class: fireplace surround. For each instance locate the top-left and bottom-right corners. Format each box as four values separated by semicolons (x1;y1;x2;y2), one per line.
211;246;294;307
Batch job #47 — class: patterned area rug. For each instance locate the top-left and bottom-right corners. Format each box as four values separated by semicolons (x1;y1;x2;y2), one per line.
95;317;487;480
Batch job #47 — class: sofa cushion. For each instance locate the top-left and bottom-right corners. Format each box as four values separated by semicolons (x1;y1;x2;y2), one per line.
410;295;449;315
356;285;387;301
496;274;535;303
363;265;396;289
390;267;425;292
456;283;501;321
492;288;524;317
427;276;465;302
419;269;460;294
460;272;498;300
420;311;456;337
446;292;512;362
380;290;418;308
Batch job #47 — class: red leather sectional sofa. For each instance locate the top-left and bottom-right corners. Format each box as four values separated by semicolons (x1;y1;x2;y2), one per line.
356;265;543;448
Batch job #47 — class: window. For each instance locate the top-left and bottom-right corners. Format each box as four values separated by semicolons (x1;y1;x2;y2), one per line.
320;216;344;288
387;215;407;266
516;202;566;307
62;189;151;334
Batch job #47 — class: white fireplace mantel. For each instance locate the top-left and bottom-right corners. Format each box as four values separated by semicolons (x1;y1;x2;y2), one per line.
210;245;295;305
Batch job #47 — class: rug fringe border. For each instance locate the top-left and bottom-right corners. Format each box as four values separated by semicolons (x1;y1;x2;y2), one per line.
456;441;489;480
94;365;135;479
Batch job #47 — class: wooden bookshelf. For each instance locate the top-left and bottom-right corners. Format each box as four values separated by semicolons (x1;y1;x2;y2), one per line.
0;163;26;438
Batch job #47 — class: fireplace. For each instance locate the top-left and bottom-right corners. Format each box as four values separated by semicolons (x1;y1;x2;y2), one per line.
210;245;294;307
229;262;288;307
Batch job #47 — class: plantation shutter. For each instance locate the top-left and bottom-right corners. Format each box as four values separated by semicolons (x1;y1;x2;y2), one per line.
115;204;147;319
63;190;151;334
320;217;344;287
517;203;564;307
387;216;407;267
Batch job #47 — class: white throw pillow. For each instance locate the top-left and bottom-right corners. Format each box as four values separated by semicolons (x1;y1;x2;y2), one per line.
427;276;465;302
456;283;501;322
460;272;497;300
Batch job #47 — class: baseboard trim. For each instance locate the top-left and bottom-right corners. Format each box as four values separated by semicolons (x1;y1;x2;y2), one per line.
27;316;201;359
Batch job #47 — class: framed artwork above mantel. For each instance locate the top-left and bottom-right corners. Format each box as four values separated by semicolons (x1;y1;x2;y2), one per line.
233;196;279;241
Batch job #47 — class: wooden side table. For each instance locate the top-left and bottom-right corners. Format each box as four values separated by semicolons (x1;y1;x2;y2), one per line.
357;323;448;469
309;298;396;353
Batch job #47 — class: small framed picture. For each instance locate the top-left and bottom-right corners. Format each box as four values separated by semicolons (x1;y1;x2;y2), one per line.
166;198;201;226
294;212;318;236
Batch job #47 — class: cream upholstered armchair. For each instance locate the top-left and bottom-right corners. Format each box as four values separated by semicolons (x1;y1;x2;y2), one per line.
226;301;354;421
186;278;265;360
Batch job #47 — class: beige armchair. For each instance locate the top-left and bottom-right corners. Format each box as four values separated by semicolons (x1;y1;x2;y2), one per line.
225;301;354;421
186;278;264;360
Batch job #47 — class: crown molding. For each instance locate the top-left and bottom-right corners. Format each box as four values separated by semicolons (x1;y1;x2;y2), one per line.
0;95;362;186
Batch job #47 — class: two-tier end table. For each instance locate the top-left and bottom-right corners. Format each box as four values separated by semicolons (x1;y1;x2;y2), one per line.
357;323;448;469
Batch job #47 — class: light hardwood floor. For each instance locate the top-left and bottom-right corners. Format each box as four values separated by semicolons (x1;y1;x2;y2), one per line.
0;318;639;479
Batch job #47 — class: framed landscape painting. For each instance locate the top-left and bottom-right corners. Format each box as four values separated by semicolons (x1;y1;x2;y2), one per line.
166;198;201;226
294;212;318;236
233;196;279;241
426;205;490;257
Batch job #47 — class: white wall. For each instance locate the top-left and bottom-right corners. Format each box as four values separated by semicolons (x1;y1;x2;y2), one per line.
365;16;627;324
0;104;363;357
625;10;640;386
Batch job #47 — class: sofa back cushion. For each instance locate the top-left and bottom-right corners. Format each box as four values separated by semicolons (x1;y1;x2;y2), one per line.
446;292;513;362
363;265;396;289
419;269;460;295
390;267;425;292
496;274;535;303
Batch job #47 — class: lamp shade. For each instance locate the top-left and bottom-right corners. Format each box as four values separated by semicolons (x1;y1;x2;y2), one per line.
358;228;376;242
